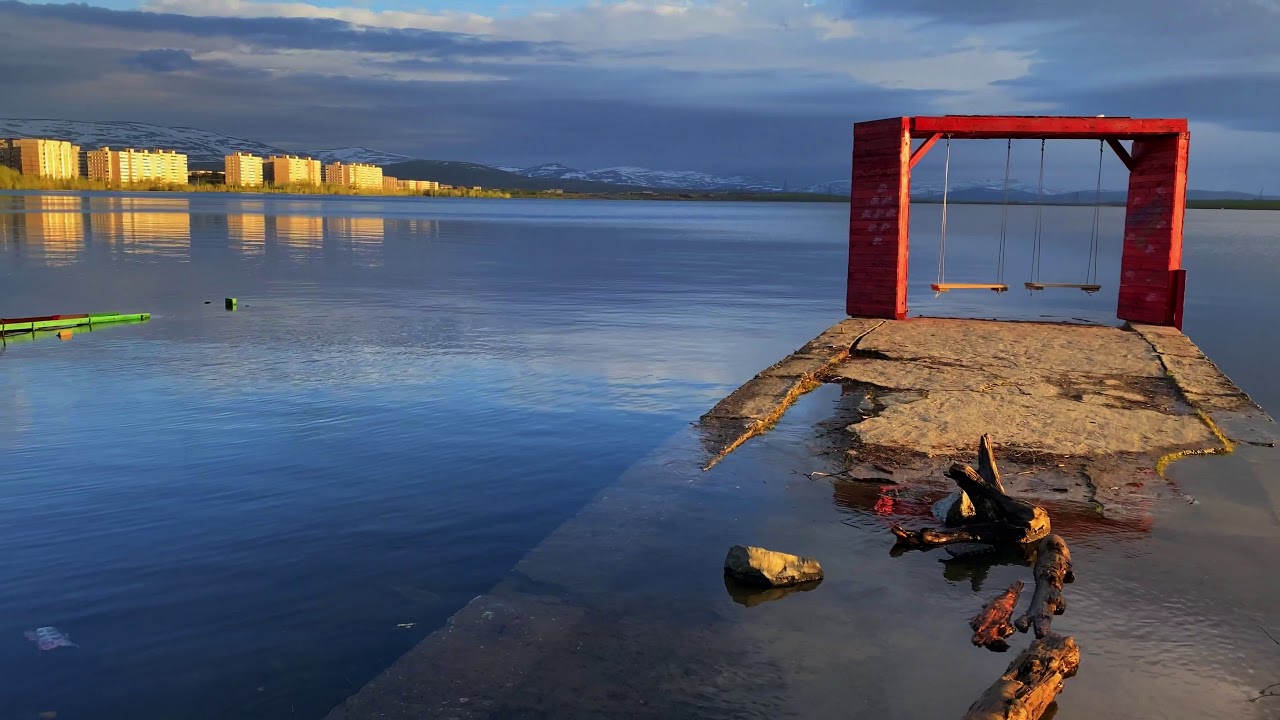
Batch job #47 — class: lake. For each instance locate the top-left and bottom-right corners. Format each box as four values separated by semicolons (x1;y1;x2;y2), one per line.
0;192;1276;719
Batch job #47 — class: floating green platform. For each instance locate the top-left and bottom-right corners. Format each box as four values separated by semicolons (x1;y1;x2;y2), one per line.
0;312;151;335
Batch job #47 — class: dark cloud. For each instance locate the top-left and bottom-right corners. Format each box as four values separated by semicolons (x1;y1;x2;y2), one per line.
122;48;199;73
0;0;1276;189
0;1;574;59
849;0;1280;141
1028;73;1280;134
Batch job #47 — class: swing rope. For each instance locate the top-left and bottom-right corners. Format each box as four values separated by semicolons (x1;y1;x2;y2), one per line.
1086;140;1104;286
1030;139;1046;284
936;135;951;293
998;139;1011;286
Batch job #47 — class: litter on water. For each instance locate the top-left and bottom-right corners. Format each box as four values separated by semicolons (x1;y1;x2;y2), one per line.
25;627;77;651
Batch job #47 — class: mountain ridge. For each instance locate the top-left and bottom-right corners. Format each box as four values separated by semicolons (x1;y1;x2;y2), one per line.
1;118;1272;200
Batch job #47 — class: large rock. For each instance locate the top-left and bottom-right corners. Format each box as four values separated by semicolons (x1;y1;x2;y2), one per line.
723;545;823;588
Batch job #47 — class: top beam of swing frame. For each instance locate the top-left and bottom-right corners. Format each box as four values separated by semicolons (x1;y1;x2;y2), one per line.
909;116;1186;140
846;115;1190;327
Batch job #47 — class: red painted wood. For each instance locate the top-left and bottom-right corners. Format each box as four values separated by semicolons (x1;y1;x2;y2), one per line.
909;134;941;169
1170;269;1187;330
0;314;90;323
1121;268;1178;288
844;115;1187;325
1105;139;1135;171
848;117;909;319
909;116;1186;140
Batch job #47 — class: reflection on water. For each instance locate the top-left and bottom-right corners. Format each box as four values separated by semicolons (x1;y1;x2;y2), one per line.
0;191;1276;720
271;214;323;254
0;196;88;265
228;213;266;252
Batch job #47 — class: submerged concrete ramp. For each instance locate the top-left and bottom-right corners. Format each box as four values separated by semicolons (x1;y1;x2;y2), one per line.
702;318;1274;510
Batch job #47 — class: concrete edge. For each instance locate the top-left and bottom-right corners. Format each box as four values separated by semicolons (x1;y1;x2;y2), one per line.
698;318;884;467
1128;323;1277;447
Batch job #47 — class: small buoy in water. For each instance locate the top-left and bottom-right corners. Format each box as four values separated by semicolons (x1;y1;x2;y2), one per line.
57;330;73;341
225;297;237;311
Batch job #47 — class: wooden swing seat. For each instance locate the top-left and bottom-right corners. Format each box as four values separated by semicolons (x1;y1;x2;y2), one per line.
1024;282;1102;293
931;283;1009;293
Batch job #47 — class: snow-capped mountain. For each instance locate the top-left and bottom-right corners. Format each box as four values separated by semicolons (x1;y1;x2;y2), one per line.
0;119;286;162
511;163;786;192
0;118;412;166
313;147;416;165
804;179;1063;197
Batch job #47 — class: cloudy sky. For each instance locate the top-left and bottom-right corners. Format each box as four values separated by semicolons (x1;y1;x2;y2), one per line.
1;0;1278;189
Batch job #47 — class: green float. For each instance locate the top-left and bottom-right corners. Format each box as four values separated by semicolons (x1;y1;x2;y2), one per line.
0;312;151;335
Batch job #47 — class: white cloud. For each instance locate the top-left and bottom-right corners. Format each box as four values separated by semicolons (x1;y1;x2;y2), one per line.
140;0;1038;98
198;47;511;82
144;0;497;33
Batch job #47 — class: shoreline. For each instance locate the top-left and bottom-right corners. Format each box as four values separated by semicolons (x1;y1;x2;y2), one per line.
3;185;1278;209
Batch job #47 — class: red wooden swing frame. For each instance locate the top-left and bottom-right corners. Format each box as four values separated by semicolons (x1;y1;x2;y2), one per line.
847;115;1190;328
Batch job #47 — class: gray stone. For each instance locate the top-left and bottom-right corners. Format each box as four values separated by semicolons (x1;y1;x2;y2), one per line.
723;545;823;588
933;490;976;527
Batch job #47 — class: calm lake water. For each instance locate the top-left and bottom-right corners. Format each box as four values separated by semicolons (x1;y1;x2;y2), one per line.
0;192;1276;719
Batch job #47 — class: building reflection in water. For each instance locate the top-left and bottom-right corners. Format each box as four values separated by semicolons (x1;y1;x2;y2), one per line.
228;213;266;255
269;215;323;257
0;196;88;266
324;216;386;267
386;218;438;240
88;198;192;257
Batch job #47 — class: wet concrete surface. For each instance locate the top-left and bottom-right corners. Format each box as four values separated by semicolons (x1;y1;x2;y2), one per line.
326;384;1280;719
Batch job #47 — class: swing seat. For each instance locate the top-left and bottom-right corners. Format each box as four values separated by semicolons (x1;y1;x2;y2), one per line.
931;283;1009;293
1024;282;1102;293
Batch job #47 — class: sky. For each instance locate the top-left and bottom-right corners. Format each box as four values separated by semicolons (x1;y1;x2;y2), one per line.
1;0;1278;189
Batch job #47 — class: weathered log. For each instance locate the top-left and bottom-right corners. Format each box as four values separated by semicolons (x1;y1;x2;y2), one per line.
946;464;1049;540
962;634;1081;720
1015;534;1074;638
890;523;1009;548
890;437;1049;548
977;433;1005;492
970;580;1024;651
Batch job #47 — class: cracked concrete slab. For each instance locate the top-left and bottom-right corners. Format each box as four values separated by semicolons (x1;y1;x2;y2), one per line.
699;318;883;463
702;317;1274;513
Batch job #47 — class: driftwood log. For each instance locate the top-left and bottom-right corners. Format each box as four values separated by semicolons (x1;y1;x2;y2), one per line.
962;634;1081;720
890;437;1050;548
976;433;1004;491
970;581;1024;651
1015;534;1074;638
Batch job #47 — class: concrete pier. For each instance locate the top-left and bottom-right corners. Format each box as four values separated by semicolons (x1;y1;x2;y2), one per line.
702;318;1275;514
325;318;1279;720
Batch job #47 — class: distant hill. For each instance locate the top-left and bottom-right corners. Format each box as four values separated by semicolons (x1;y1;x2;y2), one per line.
383;160;648;193
0;118;285;163
507;162;784;192
2;118;1274;199
313;147;416;165
0;118;409;166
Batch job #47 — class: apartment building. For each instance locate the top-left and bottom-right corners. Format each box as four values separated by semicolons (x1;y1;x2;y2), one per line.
86;147;188;184
382;176;400;192
224;152;264;187
395;179;440;192
264;155;322;187
324;162;383;191
0;138;82;179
